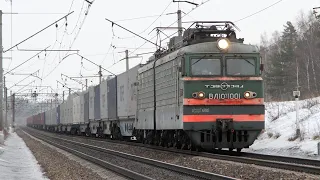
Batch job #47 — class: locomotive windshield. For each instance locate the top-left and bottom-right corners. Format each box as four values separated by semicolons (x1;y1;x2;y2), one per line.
226;58;256;76
191;58;221;75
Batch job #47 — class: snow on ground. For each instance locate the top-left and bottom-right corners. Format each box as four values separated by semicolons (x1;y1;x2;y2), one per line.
244;97;320;160
0;132;48;180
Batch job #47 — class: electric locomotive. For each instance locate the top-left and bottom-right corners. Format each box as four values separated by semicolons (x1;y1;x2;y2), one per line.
133;21;264;152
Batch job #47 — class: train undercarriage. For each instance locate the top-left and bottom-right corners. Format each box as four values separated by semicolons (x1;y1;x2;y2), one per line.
29;118;262;153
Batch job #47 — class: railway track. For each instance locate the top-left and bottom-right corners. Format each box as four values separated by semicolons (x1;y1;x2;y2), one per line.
25;127;320;175
21;128;237;180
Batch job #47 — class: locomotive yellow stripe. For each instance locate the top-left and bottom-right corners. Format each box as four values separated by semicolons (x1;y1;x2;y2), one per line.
182;77;263;81
183;98;264;105
183;114;264;122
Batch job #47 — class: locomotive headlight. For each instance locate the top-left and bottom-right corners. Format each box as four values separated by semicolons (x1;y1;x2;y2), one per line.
217;38;230;50
244;91;257;99
244;92;251;98
197;92;205;99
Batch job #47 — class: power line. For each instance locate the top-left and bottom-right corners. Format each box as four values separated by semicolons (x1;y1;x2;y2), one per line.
12;49;79;52
114;14;165;22
66;0;86;36
3;11;74;53
128;0;212;57
100;1;172;64
66;0;94;55
140;1;172;34
105;18;164;50
114;1;173;40
102;0;211;69
2;12;69;15
68;0;75;12
234;0;284;22
41;0;95;82
5;47;50;76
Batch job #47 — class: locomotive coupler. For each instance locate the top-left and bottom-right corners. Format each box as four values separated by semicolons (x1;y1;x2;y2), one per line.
216;119;233;132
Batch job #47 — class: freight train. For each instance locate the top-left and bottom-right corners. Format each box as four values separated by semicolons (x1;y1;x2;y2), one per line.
26;21;265;152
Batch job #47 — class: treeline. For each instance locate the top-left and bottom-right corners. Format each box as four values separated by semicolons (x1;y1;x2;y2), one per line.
260;11;320;102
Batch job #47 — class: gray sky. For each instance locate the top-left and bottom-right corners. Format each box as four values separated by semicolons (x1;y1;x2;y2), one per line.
0;0;319;99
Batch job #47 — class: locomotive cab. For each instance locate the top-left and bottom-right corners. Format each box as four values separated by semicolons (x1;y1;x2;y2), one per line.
180;21;265;151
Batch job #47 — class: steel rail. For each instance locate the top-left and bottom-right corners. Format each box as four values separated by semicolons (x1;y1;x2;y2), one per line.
70;132;320;169
26;127;320;175
20;129;153;180
24;128;238;180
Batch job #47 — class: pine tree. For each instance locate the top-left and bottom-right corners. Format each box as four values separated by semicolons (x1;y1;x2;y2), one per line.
267;21;298;100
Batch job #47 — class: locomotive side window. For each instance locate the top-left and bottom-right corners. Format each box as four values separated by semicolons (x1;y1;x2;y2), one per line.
226;58;256;76
191;58;221;76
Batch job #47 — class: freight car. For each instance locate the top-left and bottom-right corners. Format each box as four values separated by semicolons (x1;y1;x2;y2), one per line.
26;21;265;152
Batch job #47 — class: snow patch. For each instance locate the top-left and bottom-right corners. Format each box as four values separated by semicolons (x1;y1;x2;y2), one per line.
246;97;320;159
0;133;48;180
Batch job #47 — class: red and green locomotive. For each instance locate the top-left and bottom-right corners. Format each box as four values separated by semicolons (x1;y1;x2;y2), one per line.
26;21;265;153
134;21;264;152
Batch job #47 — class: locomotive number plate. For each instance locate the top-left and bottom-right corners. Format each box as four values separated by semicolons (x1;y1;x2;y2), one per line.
192;108;210;113
208;93;241;99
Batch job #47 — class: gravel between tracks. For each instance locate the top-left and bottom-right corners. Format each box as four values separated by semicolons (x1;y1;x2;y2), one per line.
30;128;320;180
16;129;126;180
51;138;202;180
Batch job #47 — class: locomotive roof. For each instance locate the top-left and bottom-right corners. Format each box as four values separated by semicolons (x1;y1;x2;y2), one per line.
138;41;259;74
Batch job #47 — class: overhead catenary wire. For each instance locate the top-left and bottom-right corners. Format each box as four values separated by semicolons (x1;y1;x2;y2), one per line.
160;0;284;50
128;0;212;57
37;0;78;93
139;1;173;34
105;18;164;50
234;0;284;22
104;0;211;69
41;0;95;82
3;12;69;15
115;2;174;40
66;0;94;53
66;0;86;36
3;11;74;53
5;46;50;76
8;70;40;89
114;14;171;22
40;0;79;81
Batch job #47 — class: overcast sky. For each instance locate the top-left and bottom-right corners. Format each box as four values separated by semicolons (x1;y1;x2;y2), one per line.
0;0;319;100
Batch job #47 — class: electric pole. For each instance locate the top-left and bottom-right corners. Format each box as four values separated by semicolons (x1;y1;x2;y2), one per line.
172;1;198;37
0;10;4;143
177;10;182;37
63;91;65;103
69;88;71;96
12;93;15;131
85;79;88;90
4;76;6;130
4;87;7;130
99;65;102;84
293;90;300;138
125;50;129;71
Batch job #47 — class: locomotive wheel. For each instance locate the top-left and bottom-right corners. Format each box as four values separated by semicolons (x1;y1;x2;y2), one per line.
237;148;242;152
229;148;234;151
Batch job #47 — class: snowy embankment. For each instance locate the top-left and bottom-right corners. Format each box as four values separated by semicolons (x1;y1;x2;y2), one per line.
245;97;320;159
0;131;48;180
